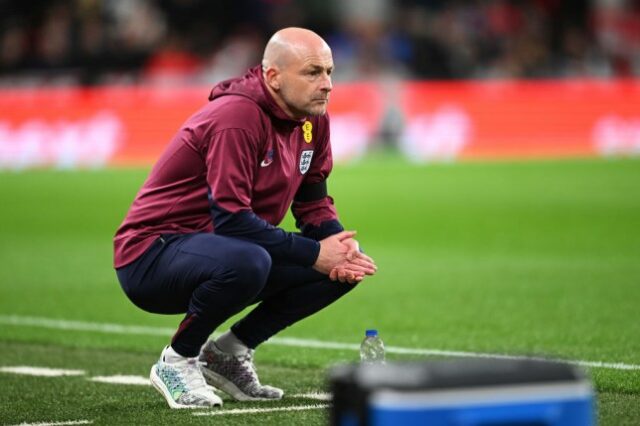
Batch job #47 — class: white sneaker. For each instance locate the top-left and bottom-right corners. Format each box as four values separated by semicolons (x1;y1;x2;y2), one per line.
199;341;284;401
150;347;223;409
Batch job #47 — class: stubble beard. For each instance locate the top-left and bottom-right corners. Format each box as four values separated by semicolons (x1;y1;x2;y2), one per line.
281;87;327;118
306;103;327;117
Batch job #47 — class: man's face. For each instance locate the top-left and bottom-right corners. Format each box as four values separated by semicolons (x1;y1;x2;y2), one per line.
276;49;333;119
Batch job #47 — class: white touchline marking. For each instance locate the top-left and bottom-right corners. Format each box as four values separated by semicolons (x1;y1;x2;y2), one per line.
0;366;85;377
291;392;332;401
6;420;92;426
193;404;330;416
89;375;150;386
1;314;639;371
0;314;175;336
273;337;640;371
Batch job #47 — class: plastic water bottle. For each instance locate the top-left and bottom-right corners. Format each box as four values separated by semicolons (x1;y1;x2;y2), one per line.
360;329;385;364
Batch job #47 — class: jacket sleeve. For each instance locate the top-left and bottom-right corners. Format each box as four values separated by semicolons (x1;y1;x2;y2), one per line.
291;116;344;241
205;127;320;266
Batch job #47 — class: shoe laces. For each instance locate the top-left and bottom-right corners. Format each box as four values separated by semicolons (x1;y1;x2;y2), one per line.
236;350;259;380
174;358;208;392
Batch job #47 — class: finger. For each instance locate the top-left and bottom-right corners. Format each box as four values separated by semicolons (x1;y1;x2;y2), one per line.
344;259;377;274
345;251;375;268
334;230;357;242
348;257;376;269
340;266;369;278
329;268;338;281
343;238;360;251
342;239;361;262
340;260;371;271
353;251;375;264
355;259;376;273
338;268;362;283
342;266;374;277
347;274;364;284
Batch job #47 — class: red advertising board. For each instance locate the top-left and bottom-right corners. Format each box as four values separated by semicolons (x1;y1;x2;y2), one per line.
0;87;205;168
0;80;638;169
400;79;640;161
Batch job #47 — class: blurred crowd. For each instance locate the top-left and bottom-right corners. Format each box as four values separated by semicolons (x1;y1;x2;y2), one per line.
0;0;639;86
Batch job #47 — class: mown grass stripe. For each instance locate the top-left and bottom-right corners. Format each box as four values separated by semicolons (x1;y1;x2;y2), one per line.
1;314;639;371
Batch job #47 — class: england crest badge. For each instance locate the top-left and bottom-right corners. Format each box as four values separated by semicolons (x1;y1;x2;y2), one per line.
299;150;314;174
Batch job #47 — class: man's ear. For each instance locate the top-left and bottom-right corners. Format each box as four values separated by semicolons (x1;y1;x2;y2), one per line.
264;67;281;91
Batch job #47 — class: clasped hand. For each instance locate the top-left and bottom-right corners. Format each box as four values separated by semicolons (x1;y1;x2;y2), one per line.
313;231;377;284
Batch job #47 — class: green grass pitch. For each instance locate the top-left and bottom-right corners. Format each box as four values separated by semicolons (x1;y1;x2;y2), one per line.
1;157;639;425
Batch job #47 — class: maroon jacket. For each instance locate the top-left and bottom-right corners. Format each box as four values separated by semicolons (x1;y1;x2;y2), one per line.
114;66;342;268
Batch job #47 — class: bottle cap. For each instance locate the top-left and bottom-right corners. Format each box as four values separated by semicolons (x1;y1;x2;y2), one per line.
365;329;378;337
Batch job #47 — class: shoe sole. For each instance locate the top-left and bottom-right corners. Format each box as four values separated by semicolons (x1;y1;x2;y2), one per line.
149;365;223;409
201;367;282;402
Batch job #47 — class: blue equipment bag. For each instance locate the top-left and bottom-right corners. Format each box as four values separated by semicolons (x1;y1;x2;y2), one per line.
330;359;594;426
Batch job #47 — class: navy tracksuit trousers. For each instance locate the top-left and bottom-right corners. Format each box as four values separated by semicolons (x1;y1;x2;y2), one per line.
116;233;354;357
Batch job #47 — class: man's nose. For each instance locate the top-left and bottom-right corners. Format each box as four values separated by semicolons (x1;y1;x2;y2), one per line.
320;73;332;92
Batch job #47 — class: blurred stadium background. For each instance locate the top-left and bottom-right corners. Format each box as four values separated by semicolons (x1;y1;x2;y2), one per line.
1;1;639;425
2;0;640;84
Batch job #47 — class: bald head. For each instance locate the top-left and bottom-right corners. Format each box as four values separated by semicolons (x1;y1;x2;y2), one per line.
261;27;334;120
262;27;331;70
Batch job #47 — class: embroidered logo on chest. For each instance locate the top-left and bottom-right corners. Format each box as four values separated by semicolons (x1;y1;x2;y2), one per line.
299;150;314;174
